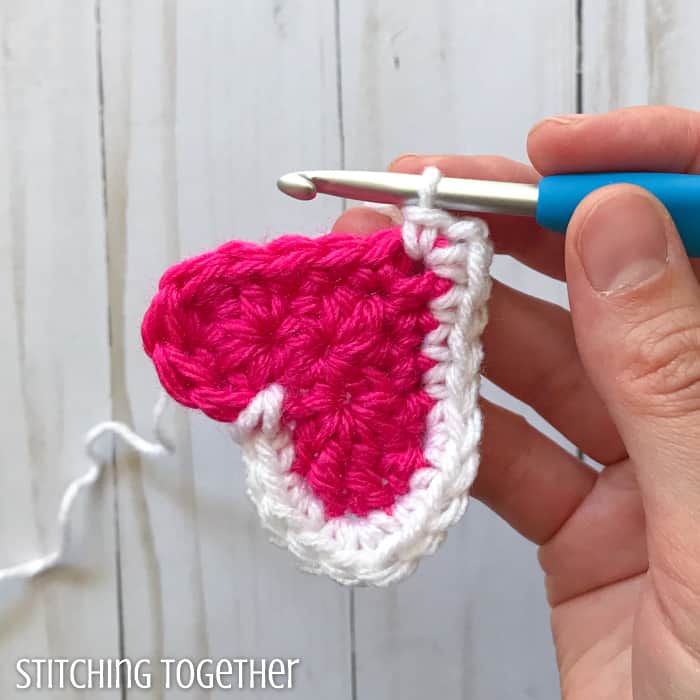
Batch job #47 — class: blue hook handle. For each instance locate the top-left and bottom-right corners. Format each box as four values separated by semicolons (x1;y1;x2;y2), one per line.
536;172;700;256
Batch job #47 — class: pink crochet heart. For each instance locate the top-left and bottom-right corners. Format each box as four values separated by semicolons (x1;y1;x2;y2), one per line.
142;227;451;519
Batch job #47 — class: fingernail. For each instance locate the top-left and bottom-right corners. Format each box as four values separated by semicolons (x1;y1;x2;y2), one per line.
529;114;588;136
389;154;421;170
548;113;588;125
579;191;669;293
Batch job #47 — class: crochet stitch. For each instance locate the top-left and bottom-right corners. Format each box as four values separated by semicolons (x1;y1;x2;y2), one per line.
142;168;493;585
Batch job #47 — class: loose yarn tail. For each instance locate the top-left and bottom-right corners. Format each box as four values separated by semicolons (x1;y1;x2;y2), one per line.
0;393;172;584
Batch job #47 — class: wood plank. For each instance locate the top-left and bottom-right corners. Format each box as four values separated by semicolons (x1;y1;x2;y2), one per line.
0;1;118;697
99;1;352;696
583;0;700;111
339;1;576;697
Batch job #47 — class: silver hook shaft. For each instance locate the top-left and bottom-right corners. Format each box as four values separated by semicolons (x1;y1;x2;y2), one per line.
277;170;539;217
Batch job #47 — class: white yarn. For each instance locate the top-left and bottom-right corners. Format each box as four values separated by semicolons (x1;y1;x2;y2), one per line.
235;167;493;586
0;394;172;584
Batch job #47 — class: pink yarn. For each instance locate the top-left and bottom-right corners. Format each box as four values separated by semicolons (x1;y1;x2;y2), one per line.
142;227;452;519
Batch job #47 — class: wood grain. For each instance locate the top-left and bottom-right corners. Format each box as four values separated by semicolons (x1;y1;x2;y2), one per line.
0;1;118;698
584;0;700;111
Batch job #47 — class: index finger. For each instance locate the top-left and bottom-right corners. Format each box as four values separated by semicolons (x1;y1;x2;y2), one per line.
528;105;700;275
527;105;700;176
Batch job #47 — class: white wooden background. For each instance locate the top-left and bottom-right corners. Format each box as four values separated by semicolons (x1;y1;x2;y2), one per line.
0;1;698;698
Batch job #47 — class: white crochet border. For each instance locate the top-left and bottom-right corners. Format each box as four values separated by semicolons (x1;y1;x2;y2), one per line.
231;171;492;585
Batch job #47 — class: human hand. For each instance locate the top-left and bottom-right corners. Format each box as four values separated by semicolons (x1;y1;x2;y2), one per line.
331;106;700;699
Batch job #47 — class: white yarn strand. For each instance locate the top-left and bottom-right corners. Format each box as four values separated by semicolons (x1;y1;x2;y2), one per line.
0;394;172;584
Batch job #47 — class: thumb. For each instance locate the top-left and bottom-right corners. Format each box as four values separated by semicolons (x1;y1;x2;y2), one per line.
566;185;700;548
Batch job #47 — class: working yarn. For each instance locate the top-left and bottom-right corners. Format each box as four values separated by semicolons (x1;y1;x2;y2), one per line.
143;168;493;585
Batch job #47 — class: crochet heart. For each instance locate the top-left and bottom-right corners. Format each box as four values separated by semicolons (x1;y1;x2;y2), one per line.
142;227;450;518
142;203;492;585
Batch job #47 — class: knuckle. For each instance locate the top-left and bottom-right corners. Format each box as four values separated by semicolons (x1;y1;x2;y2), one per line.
650;564;700;667
536;358;586;418
480;412;531;488
617;304;700;417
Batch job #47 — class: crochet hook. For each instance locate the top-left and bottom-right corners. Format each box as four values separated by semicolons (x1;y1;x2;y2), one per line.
277;171;700;256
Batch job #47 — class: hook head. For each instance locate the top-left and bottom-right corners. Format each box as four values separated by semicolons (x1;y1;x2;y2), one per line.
277;173;317;201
